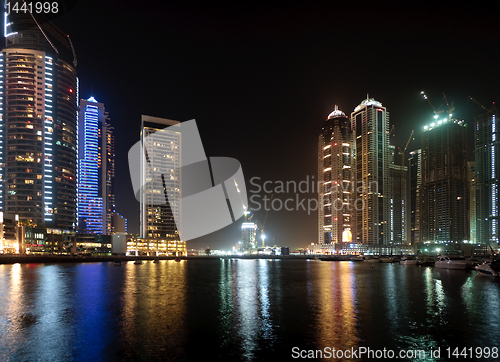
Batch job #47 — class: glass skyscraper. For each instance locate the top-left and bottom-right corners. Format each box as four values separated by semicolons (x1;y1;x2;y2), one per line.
350;97;390;245
421;118;469;243
140;115;181;240
408;149;422;245
318;106;355;245
77;97;114;234
475;106;499;246
0;12;78;229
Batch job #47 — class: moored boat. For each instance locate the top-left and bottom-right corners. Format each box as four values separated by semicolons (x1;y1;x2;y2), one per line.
349;256;364;261
476;262;500;277
134;259;143;265
318;256;342;261
434;255;471;270
379;257;394;263
399;256;418;265
363;256;380;263
113;259;122;266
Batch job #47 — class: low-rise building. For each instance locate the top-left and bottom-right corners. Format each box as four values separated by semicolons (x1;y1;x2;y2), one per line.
127;235;186;256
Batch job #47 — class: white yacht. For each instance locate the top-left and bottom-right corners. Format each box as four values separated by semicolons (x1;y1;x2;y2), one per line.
476;262;500;277
434;255;471;270
399;256;418;266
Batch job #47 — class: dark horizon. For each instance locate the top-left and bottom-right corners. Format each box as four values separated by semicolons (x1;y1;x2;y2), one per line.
45;0;500;250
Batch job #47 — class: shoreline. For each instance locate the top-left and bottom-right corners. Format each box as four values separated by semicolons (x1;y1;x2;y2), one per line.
0;255;314;264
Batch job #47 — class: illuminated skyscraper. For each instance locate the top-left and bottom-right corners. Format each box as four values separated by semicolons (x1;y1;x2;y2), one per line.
0;12;78;229
351;97;390;245
77;97;114;234
388;145;406;244
318;105;355;245
140;115;181;239
468;161;476;244
421;118;469;243
475;106;499;245
408;149;422;245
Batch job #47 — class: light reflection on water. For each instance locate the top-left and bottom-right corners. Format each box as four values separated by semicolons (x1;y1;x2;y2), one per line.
0;261;499;361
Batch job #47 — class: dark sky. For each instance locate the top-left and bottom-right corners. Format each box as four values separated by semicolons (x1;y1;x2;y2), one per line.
50;0;500;250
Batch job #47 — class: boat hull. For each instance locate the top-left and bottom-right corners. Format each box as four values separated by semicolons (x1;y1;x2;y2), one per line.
434;262;469;270
476;263;500;276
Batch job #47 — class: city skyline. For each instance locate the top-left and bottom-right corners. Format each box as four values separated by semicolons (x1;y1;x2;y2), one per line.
7;0;497;250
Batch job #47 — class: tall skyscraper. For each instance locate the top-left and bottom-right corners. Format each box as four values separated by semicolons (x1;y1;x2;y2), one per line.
475;106;499;246
318;105;355;245
0;12;78;229
388;145;407;244
421;117;469;243
468;161;476;244
140;115;181;239
408;149;422;245
77;97;114;234
351;97;390;245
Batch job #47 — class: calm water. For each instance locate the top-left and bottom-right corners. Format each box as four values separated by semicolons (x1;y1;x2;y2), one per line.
0;260;499;361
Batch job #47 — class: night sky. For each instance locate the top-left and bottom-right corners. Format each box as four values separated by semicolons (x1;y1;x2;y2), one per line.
49;0;500;250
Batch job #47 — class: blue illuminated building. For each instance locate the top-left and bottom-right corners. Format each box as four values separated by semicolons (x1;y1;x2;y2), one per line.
78;97;115;234
475;105;500;246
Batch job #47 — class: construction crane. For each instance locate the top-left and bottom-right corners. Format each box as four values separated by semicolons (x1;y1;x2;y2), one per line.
400;130;414;168
468;95;488;111
421;91;444;116
255;194;273;247
442;92;455;116
389;124;395;141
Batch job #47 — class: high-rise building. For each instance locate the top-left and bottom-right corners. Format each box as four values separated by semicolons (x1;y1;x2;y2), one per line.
241;222;257;250
318;106;355;245
388;145;407;244
140;115;180;239
77;97;114;234
0;12;78;229
421;118;469;243
475;106;499;245
408;149;422;245
351;97;390;245
468;161;476;244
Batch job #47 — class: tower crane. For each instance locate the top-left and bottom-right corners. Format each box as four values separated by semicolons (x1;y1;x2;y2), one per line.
468;96;497;114
442;92;455;116
400;130;414;168
256;194;273;247
468;96;487;111
421;91;444;116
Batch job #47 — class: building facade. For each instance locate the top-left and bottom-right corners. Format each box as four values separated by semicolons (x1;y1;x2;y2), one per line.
468;161;476;244
318;106;355;245
350;97;390;245
112;212;127;233
241;222;257;250
77;97;114;234
1;12;78;229
388;145;407;244
475;106;499;245
140;115;181;240
408;149;422;245
421;118;469;243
